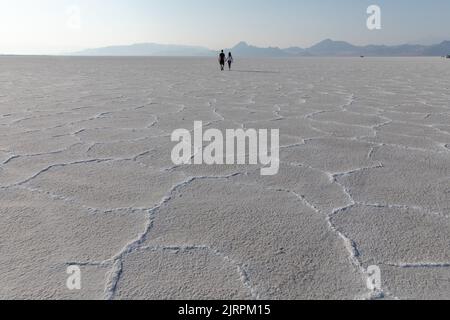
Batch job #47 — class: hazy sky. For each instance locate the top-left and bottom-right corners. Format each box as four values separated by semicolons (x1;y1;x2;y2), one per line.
1;0;449;54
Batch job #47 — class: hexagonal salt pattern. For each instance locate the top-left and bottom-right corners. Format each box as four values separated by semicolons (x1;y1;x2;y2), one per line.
0;56;449;300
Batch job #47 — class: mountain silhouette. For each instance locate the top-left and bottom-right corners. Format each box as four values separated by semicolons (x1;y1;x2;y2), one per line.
225;42;291;57
307;39;357;56
71;43;214;56
71;40;450;57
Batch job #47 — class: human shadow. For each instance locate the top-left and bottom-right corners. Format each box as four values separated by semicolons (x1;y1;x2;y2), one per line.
230;70;281;74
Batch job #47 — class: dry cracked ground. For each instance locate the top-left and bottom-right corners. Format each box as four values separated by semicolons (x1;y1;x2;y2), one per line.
0;57;449;300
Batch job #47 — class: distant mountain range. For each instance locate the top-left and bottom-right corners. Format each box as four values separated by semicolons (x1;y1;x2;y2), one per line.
71;39;450;57
71;43;214;57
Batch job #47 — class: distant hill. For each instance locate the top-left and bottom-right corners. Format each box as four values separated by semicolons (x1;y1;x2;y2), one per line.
303;39;450;57
423;41;450;56
70;40;450;57
283;46;310;56
307;39;358;56
225;42;313;57
71;43;214;57
224;42;291;57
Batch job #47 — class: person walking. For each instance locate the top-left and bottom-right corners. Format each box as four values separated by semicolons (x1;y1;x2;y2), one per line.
219;50;226;71
227;52;234;70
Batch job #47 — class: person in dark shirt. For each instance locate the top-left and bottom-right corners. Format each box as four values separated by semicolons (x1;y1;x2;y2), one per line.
219;50;226;71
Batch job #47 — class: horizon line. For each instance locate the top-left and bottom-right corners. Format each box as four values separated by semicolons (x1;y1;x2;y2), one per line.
2;38;450;56
74;38;450;52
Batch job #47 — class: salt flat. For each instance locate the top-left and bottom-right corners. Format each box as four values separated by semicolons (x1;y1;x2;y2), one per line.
0;56;449;300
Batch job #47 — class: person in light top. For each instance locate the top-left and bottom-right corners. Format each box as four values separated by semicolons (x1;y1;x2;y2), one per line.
227;52;234;70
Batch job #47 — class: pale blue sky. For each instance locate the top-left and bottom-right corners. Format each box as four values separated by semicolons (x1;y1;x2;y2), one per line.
1;0;449;54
